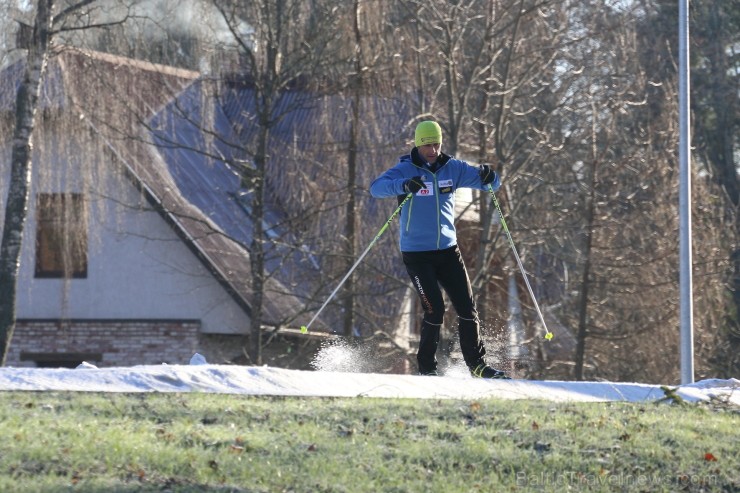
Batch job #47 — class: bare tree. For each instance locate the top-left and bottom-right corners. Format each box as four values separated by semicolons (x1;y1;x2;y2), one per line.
211;0;345;363
337;0;365;339
1;0;57;365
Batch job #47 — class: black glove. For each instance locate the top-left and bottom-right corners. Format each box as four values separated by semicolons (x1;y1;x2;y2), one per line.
403;176;426;194
479;165;497;186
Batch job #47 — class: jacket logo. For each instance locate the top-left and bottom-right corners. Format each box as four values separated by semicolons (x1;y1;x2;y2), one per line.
438;179;453;194
417;181;434;196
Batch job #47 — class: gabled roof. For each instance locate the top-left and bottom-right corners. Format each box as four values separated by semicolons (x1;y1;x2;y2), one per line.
146;78;316;326
146;76;418;332
1;47;416;334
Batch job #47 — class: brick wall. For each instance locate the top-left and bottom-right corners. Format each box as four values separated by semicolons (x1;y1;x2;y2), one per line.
7;320;201;368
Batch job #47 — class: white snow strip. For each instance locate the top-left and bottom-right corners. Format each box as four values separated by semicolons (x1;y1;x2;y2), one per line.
0;363;738;405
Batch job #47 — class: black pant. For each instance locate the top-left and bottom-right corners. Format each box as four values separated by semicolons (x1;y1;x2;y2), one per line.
402;245;486;373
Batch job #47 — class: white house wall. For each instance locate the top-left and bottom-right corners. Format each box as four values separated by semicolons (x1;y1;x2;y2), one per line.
10;127;251;335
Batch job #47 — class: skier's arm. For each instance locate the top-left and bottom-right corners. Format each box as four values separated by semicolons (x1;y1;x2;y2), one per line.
456;161;501;192
370;166;408;198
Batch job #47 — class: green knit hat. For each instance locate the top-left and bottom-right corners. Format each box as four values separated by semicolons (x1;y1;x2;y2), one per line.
415;121;442;147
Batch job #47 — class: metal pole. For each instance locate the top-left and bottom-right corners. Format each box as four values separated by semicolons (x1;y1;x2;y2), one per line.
678;0;694;384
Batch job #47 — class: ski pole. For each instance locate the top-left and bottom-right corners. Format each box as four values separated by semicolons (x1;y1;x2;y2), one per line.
301;192;414;333
487;185;553;341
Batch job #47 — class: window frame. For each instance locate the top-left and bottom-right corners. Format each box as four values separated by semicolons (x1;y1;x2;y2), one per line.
34;192;88;279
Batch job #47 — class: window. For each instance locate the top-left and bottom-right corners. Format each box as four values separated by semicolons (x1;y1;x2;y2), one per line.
35;193;88;278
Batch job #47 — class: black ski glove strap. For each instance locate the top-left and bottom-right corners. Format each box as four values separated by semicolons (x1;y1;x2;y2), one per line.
404;176;426;194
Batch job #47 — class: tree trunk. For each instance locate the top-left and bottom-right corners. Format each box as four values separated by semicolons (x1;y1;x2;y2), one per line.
248;122;268;365
574;99;599;381
341;0;363;339
474;125;491;324
0;0;54;366
342;114;358;338
473;0;497;323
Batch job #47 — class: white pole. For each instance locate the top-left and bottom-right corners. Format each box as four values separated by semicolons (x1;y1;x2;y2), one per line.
678;0;694;384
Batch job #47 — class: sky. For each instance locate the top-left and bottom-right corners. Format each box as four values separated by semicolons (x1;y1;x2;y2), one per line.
0;352;738;406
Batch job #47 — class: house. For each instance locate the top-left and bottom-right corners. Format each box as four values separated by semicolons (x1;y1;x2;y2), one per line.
0;47;416;369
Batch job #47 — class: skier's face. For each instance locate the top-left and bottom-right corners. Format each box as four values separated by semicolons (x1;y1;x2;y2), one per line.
418;142;441;163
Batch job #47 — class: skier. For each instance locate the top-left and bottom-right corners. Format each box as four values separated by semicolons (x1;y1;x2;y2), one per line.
370;120;510;379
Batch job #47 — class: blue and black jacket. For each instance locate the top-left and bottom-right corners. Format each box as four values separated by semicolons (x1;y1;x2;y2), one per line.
370;148;501;252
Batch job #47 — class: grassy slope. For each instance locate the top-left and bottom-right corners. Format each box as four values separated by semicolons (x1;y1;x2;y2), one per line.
0;392;736;492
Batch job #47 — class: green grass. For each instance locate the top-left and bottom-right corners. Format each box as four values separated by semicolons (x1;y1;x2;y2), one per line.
0;392;736;492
